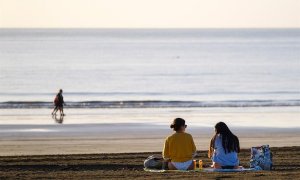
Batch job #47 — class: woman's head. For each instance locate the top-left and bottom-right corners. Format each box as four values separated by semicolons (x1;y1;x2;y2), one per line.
214;121;231;135
170;118;187;132
211;122;240;154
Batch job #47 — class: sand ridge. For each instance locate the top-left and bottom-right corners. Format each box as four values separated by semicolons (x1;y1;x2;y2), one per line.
0;147;300;179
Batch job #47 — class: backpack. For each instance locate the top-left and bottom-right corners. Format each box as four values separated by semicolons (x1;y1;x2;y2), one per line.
250;145;273;170
54;95;59;106
144;155;163;169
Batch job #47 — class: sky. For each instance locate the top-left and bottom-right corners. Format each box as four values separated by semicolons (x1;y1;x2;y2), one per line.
0;0;299;28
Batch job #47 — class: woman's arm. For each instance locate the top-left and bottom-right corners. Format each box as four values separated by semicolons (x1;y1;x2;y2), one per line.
190;135;197;158
208;137;214;158
163;138;170;160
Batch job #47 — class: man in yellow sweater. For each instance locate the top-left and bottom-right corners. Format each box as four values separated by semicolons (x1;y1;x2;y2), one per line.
163;118;197;170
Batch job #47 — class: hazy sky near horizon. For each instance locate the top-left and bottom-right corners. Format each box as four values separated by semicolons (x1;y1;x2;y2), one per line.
0;0;299;28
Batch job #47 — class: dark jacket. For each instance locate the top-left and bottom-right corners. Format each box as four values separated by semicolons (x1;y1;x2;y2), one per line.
57;93;64;106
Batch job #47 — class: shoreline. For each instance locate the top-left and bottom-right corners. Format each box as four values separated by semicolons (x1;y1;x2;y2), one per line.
0;107;299;156
0;124;299;156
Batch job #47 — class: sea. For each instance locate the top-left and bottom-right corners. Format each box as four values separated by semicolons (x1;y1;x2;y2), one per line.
0;29;299;109
0;29;300;154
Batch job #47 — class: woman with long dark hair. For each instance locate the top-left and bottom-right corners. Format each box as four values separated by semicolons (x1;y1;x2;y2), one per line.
208;122;240;169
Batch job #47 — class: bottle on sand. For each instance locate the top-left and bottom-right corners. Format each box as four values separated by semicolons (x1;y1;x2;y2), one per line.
199;160;203;170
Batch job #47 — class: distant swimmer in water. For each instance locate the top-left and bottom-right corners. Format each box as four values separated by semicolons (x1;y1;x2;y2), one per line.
51;89;65;116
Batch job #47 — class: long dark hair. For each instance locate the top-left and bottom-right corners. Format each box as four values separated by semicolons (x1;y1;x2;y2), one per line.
210;122;240;154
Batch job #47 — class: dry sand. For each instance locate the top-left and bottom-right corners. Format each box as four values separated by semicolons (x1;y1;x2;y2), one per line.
0;146;299;179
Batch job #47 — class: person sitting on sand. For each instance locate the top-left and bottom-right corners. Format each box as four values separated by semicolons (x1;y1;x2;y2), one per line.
208;122;240;169
163;118;197;170
51;89;65;116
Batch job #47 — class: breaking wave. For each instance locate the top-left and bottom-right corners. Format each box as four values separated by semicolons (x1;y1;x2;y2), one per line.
0;100;300;109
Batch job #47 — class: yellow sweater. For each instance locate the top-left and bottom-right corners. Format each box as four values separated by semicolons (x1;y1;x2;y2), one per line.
163;132;196;162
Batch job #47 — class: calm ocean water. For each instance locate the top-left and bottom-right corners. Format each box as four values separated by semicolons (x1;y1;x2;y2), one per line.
0;29;299;108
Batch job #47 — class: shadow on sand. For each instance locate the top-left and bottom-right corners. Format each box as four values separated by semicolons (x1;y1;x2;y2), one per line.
52;114;64;124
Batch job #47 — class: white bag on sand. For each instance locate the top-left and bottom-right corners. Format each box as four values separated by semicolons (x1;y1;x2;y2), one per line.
144;155;163;169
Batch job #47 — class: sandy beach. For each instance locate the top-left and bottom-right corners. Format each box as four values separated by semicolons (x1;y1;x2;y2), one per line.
1;146;299;179
0;123;300;156
1;109;299;179
0;107;299;156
